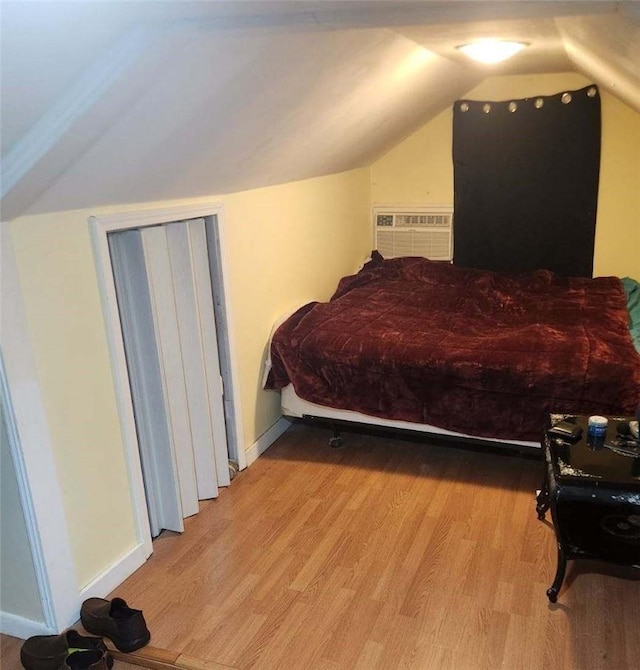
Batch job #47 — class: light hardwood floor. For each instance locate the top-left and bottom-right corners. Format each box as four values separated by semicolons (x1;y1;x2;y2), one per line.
4;424;639;670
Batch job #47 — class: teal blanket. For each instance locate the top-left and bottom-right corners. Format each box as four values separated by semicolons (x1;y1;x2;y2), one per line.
622;277;640;354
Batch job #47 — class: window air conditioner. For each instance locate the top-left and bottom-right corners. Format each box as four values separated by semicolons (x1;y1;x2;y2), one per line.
373;206;453;261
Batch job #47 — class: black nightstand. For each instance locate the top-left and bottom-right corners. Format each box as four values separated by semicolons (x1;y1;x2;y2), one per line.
536;414;640;602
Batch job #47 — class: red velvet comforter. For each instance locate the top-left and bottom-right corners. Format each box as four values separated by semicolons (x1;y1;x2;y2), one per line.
266;256;640;441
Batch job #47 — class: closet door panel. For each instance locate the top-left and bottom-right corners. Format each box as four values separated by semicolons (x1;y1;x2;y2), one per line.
109;230;184;535
188;219;231;487
141;226;199;518
166;221;218;499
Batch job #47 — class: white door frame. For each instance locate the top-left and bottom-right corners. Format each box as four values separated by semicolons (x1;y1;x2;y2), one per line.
89;202;246;556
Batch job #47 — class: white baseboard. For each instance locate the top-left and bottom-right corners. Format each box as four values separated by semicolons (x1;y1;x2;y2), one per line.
2;543;150;637
78;542;149;610
245;416;291;466
0;611;56;640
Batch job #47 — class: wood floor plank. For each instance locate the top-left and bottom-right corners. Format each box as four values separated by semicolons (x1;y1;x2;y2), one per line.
353;639;385;669
133;426;638;669
6;424;638;670
175;654;237;670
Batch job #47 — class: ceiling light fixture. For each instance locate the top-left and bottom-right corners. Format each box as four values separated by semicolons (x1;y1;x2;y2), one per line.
457;40;528;65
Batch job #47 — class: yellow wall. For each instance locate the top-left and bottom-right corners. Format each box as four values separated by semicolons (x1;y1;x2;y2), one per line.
594;95;640;278
8;168;370;589
222;171;371;444
371;73;640;279
10;213;138;589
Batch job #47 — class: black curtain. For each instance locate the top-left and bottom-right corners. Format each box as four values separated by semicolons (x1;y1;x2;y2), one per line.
452;85;601;277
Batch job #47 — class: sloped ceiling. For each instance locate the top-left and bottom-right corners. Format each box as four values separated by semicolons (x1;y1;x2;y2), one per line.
1;1;638;221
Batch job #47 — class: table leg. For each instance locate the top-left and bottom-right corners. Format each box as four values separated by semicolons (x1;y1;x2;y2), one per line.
536;481;550;520
546;541;567;603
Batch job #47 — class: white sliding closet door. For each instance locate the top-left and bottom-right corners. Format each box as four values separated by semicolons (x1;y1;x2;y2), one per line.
141;219;231;514
110;217;230;536
142;225;200;518
164;221;230;498
188;220;231;489
109;231;184;536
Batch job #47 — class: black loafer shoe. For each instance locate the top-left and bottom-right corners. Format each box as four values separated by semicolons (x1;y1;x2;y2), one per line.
60;650;110;670
20;630;112;670
80;597;150;652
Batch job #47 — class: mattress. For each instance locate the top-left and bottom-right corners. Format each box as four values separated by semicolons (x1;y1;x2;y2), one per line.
265;255;640;442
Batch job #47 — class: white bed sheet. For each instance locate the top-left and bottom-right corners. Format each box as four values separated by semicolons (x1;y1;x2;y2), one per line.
281;384;540;451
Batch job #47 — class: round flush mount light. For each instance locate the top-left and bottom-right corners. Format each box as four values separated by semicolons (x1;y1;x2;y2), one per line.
457;40;528;65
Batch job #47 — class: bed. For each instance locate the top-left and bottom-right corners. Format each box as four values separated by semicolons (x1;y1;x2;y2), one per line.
264;253;640;450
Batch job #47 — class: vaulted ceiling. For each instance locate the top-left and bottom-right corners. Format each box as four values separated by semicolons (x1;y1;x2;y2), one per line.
1;1;639;221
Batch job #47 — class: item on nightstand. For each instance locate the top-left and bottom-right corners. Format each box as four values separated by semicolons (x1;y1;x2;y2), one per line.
548;420;582;442
587;415;608;446
603;421;640;456
616;421;638;443
588;415;608;435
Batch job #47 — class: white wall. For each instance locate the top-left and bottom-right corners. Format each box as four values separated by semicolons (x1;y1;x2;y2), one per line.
0;407;44;623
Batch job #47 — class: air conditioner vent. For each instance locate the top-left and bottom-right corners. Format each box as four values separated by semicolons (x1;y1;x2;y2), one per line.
373;206;453;261
395;213;452;227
